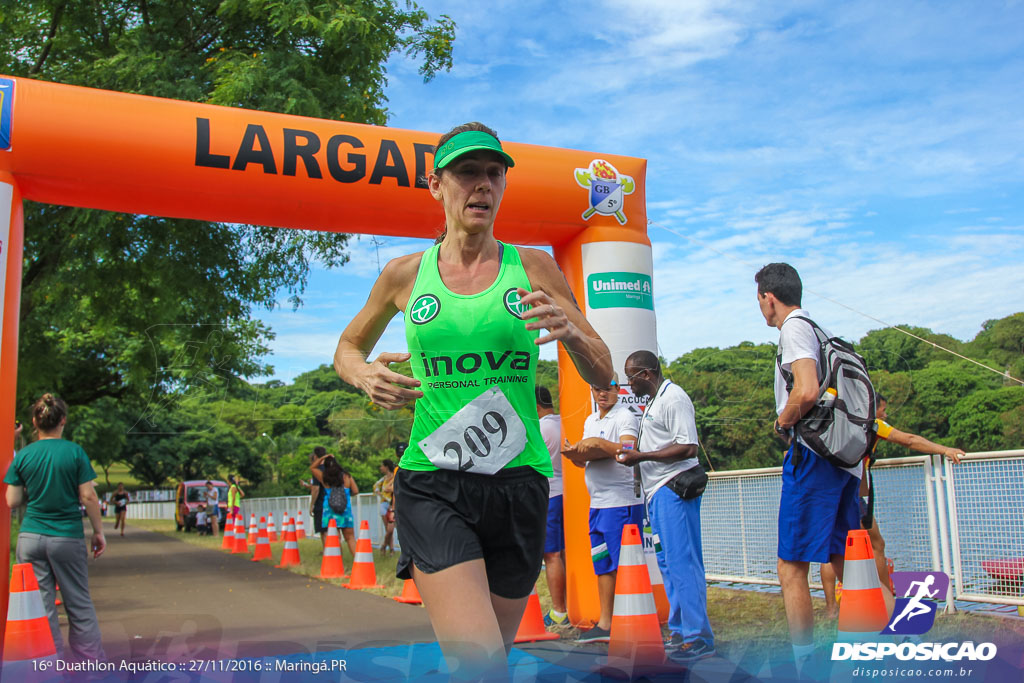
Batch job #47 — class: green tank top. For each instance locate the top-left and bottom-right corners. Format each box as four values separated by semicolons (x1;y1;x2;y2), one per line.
401;242;552;477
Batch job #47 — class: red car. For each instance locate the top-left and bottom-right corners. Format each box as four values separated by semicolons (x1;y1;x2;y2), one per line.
174;480;228;532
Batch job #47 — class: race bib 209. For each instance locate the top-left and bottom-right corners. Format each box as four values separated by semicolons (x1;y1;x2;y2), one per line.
419;387;527;475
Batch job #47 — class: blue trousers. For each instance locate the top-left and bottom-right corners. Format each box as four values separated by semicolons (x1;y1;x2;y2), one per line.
648;486;715;647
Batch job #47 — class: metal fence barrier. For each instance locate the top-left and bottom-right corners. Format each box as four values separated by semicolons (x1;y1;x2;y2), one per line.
702;449;1024;610
945;450;1024;608
125;501;176;520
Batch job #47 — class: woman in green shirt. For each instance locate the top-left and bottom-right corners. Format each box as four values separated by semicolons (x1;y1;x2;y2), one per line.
4;393;106;661
333;122;611;678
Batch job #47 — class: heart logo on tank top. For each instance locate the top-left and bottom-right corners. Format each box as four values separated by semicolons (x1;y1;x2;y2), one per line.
503;288;527;319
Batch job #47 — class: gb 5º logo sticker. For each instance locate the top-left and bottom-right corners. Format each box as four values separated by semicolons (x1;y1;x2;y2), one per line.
574;159;635;225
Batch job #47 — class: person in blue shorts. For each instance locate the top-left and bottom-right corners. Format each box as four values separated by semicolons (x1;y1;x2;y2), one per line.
756;263;861;674
536;386;568;627
563;373;644;643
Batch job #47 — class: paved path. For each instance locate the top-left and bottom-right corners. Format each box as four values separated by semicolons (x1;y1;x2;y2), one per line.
85;520;434;663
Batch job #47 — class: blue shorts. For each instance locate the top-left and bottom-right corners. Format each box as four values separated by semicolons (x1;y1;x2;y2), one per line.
778;441;860;563
589;504;645;575
544;495;565;554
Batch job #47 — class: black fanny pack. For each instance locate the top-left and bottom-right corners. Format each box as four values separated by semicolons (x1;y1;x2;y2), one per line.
664;464;708;500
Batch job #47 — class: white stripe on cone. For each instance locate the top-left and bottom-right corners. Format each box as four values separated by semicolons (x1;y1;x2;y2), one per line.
612;592;658;617
7;590;47;621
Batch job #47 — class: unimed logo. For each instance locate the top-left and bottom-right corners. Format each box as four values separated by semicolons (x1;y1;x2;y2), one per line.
586;272;653;310
832;571;997;663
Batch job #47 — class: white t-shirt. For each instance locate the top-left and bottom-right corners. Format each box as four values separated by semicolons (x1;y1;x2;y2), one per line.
582;403;641;509
539;413;563;498
637;380;700;503
630;382;704;505
775;309;860;478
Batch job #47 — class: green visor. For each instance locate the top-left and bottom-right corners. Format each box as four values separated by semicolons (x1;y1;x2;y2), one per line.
434;130;515;169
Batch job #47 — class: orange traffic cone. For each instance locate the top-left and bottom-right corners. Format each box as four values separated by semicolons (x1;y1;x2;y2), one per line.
642;523;670;624
267;512;278;542
392;579;423;605
3;563;58;677
837;529;891;641
251;516;272;562
277;515;301;568
295;512;306;540
319;519;346;579
608;523;665;668
247;513;258;546
232;514;249;554
513;587;560;643
344;520;383;589
221;514;235;550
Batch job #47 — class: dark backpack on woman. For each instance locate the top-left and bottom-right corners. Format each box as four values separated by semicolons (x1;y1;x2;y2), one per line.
327;486;348;515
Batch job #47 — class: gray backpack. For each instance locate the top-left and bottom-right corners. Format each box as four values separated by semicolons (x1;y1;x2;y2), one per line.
778;316;877;468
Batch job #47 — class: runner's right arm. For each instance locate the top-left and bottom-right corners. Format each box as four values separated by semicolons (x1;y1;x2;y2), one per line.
334;254;424;410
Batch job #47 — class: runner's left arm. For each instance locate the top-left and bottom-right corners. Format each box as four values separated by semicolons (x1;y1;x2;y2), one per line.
519;248;613;386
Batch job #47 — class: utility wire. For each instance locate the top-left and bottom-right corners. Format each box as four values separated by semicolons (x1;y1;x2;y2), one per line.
648;219;1023;387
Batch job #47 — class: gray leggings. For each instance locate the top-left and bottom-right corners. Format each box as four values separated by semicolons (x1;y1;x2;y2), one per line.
16;532;105;661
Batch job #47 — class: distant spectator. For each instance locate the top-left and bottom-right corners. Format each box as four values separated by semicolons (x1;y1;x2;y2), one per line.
820;393;966;618
311;454;359;557
535;385;568;628
112;482;130;537
227;474;245;518
562;373;642;643
307;447;328;540
617;351;715;662
374;457;397;554
756;262;859;673
195;505;210;536
4;393;106;662
204;480;220;537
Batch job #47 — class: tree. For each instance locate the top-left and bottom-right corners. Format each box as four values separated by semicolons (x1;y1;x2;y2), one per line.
947;387;1024;452
2;0;454;456
968;314;1024;381
858;326;966;374
68;397;129;488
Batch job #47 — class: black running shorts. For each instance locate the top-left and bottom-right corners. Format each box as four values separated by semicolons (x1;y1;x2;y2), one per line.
394;465;548;599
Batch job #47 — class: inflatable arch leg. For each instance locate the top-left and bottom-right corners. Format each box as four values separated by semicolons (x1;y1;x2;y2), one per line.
1;172;24;627
555;224;657;626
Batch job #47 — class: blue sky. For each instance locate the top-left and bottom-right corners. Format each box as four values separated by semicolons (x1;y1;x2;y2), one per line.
256;1;1024;383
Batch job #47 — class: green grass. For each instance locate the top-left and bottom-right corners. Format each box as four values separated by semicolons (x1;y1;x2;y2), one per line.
9;515;20;571
127;519;1024;657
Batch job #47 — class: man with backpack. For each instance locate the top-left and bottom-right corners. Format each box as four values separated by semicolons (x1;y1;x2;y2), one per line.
756;263;865;674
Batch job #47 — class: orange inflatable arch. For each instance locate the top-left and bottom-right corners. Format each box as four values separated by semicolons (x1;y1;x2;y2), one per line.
0;76;658;638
